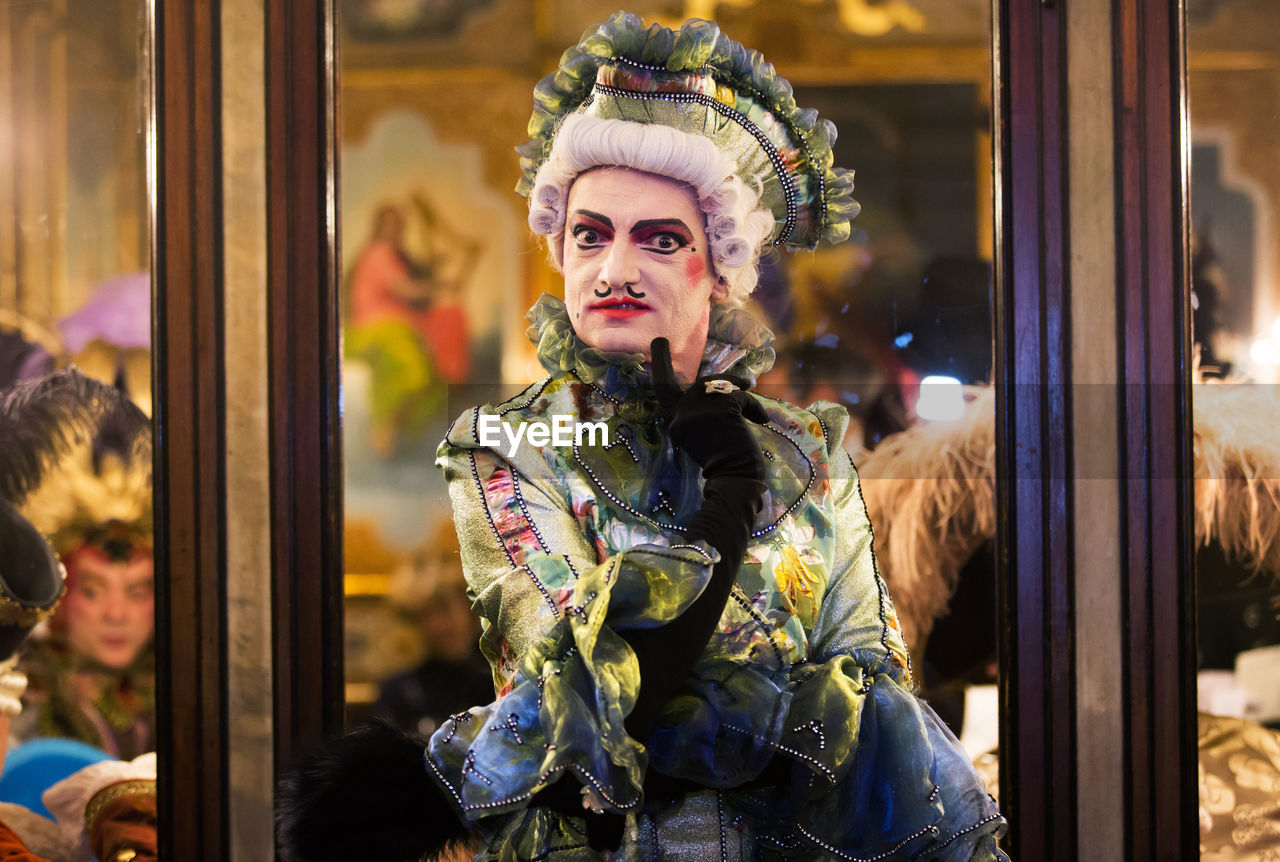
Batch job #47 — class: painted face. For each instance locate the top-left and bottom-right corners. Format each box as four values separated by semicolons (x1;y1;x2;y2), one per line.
59;547;155;670
562;168;726;383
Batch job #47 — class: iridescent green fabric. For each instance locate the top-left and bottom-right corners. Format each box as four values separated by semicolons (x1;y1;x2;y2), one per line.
429;297;1007;860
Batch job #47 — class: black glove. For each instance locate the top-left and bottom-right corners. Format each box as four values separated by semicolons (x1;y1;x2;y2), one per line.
537;340;772;853
572;339;770;852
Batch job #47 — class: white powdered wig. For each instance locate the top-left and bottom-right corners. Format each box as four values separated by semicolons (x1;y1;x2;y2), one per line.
527;113;775;306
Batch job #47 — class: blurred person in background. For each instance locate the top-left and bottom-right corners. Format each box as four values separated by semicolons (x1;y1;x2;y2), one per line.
374;522;492;738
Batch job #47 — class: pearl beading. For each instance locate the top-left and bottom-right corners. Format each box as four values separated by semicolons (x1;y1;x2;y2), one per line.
573;443;684;531
604;426;640;462
497;376;553;417
792;719;826;751
611;54;710;74
930;813;1004;853
508;467;550;553
667;542;714;562
929;784;941;802
592;82;800;245
468;448;516;568
715;789;729;861
795;822;939;861
519;564;562;618
570;371;624;407
564;590;598;619
722;722;835;784
462;750;494;786
649;488;676;517
602;54;832;246
423;754;642;814
730;587;788;670
488;713;525;744
572;421;813;540
535;668;560;710
439;711;473;744
851;457;907;678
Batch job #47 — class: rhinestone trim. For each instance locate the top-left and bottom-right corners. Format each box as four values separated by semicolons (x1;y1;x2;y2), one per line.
716;789;728;861
497;376;552;417
424;754;642;813
730;587;788;671
439;711;472;744
722;723;835;784
508;467;550;553
488;713;525;744
852;457;911;679
519;564;562;618
795;821;940;861
928;812;1004;853
467;450;516;567
792;719;826;751
604;425;640;463
593;82;800;245
573;421;813;540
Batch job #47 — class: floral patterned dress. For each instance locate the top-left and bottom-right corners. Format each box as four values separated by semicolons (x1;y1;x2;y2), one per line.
427;295;1007;860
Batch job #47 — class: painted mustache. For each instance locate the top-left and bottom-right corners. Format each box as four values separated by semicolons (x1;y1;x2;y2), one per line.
593;285;647;299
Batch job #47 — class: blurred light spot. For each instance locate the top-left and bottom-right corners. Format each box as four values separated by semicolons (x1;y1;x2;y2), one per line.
815;334;839;348
917;376;965;422
893;332;914;349
1250;338;1279;366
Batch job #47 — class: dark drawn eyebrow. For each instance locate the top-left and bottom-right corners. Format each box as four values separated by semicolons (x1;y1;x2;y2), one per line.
630;218;692;236
571;209;613;230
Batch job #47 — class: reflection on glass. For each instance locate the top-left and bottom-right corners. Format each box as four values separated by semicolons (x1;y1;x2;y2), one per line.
0;0;155;850
339;0;998;825
1187;1;1280;856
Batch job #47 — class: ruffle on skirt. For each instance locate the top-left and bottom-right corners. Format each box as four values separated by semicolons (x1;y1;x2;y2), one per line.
427;544;1007;860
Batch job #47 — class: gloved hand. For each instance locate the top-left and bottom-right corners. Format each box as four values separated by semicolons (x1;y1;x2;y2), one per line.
575;339;771;853
649;337;769;485
539;341;774;854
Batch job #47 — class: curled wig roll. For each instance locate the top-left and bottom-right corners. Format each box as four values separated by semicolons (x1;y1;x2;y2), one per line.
527;114;775;306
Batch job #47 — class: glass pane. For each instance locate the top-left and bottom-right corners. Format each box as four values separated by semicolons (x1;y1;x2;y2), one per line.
0;0;154;837
339;0;999;851
1188;1;1280;854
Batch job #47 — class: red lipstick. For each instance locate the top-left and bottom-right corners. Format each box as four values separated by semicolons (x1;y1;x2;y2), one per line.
589;298;650;319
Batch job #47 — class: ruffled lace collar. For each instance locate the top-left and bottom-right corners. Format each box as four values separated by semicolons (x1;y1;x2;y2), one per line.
525;293;776;398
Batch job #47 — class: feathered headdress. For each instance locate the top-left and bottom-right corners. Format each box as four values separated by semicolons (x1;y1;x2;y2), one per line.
1;370;151;559
0;369;149;657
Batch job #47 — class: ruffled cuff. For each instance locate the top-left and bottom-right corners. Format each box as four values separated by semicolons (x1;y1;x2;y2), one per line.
645;647;1005;860
426;541;719;821
777;651;1006;860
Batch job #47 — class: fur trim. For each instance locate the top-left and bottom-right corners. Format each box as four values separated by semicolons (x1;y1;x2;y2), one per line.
859;382;1280;653
1194;383;1280;578
276;721;470;862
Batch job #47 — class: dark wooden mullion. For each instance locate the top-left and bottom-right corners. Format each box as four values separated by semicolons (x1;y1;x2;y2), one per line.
1113;1;1196;858
994;2;1076;860
266;0;345;778
153;1;228;860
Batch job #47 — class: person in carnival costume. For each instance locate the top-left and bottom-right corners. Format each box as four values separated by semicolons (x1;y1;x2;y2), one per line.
0;365;155;862
280;12;1007;861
